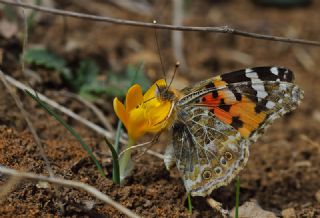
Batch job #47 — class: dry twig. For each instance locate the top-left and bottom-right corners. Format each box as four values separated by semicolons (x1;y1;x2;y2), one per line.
0;0;319;46
0;176;22;204
0;71;54;177
0;166;140;218
57;91;114;133
1;71;116;140
0;71;65;213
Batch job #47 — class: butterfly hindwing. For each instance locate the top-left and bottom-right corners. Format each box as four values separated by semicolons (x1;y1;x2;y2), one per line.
168;107;249;196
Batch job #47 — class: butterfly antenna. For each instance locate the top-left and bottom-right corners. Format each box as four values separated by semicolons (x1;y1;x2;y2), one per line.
153;20;167;84
167;61;180;90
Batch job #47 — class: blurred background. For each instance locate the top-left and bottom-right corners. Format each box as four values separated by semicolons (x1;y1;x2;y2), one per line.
0;0;319;217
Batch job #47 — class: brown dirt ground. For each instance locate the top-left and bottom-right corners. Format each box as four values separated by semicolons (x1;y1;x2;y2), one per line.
0;0;320;217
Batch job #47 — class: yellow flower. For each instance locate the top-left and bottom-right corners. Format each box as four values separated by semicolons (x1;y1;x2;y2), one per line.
113;79;172;141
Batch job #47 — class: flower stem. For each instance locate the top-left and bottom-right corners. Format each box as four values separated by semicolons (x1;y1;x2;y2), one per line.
119;137;135;182
187;192;192;214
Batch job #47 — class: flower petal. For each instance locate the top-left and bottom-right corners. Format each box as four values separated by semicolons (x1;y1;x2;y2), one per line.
126;84;143;111
143;79;167;102
128;106;148;140
147;101;172;128
113;97;128;128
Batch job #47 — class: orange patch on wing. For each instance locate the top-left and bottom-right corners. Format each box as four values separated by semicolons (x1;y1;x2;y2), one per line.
197;82;267;138
229;96;267;138
230;97;266;128
213;79;227;89
213;108;233;124
202;94;267;138
238;127;251;138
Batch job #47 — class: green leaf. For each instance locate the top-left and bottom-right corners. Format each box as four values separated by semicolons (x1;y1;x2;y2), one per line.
104;138;120;184
24;48;71;79
73;59;100;90
105;63;150;98
3;5;18;22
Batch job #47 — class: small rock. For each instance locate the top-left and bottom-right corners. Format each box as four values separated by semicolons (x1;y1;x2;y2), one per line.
230;200;277;218
281;208;297;218
315;190;320;203
294;161;312;168
82;200;95;210
36;181;50;189
143;199;152;208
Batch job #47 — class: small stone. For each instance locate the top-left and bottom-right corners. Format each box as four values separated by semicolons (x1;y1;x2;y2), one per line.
315;190;320;203
36;181;50;189
281;208;297;218
143;199;152;208
230;199;277;218
82;200;95;210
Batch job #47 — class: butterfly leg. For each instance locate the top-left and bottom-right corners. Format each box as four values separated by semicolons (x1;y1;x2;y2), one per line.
207;198;229;218
134;132;162;160
118;138;157;158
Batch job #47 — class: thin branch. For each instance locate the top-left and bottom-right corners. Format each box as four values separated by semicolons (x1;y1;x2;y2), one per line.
0;176;22;204
1;71;116;140
57;91;114;133
0;71;54;177
1;71;164;160
0;71;65;213
0;0;319;46
0;166;140;218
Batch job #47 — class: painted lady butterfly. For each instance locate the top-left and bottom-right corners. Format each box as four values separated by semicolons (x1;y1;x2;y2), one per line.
159;66;303;197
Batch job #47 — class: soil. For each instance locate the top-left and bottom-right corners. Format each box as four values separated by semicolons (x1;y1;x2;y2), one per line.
0;0;320;217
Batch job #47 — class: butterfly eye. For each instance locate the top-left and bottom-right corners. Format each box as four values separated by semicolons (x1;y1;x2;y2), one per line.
202;170;212;180
225;152;233;160
220;157;227;165
214;167;222;174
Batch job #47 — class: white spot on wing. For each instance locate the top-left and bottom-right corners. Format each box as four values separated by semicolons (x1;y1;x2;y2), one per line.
245;72;259;79
271;67;279;75
266;101;276;109
257;91;268;98
245;68;253;73
252;84;268;99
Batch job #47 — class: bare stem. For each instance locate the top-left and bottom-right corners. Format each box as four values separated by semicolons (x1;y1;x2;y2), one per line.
0;0;319;46
119;138;135;182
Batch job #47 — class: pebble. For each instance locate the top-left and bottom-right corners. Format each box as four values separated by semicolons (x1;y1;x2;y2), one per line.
315;190;320;203
281;208;296;218
230;200;277;218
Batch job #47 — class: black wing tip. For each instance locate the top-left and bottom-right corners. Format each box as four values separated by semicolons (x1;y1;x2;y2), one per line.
252;66;295;82
221;66;295;83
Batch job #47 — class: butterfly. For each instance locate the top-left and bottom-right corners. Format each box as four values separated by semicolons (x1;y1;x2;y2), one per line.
156;66;303;197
